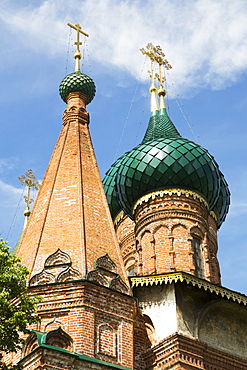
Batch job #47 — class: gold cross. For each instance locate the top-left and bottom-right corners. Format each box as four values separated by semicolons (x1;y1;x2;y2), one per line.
67;23;89;71
18;170;40;220
140;43;172;89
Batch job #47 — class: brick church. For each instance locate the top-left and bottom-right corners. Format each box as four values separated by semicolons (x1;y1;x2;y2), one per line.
5;26;247;369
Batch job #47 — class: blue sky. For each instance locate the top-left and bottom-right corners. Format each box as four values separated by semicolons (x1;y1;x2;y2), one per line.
0;0;247;294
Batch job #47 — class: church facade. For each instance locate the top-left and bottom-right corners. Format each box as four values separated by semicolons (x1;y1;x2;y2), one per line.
4;30;247;370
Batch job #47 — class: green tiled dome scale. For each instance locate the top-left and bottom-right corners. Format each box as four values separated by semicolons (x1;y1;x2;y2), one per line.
59;71;96;104
103;44;230;228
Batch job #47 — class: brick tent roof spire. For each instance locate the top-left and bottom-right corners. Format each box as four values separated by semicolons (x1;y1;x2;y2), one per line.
16;84;128;285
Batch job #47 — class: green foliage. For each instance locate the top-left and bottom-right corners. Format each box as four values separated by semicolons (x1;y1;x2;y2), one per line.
0;239;40;370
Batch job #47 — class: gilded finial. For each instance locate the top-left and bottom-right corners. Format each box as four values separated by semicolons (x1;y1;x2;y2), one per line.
18;170;40;228
140;43;157;88
140;43;172;111
67;23;89;72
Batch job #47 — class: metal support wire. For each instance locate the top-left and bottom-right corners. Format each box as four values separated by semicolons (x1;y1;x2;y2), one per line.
166;71;202;145
134;93;148;146
175;93;202;144
81;38;86;71
164;71;170;114
85;40;92;75
114;57;147;161
65;27;72;74
6;185;25;241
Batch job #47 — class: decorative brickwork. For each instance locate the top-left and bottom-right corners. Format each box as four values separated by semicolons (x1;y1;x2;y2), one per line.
45;328;73;350
97;324;117;357
29;249;82;286
115;215;136;275
95;254;118;273
45;249;71;267
115;191;220;284
144;333;247;370
5;278;137;370
3;88;137;370
16;92;128;286
23;333;39;358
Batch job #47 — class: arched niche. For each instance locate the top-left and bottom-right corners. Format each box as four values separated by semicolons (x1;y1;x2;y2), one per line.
46;327;74;351
97;323;117;358
125;256;136;276
140;230;155;274
171;223;188;270
22;333;39;357
153;224;169;272
190;226;204;278
143;314;156;346
190;226;203;240
197;300;247;359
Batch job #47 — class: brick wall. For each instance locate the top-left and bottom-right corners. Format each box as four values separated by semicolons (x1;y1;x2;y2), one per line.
116;192;220;284
2;280;137;369
144;333;247;370
16;92;127;284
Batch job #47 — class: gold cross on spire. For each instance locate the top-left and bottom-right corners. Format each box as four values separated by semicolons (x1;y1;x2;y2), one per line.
18;170;40;228
67;22;89;71
140;43;172;111
140;43;172;90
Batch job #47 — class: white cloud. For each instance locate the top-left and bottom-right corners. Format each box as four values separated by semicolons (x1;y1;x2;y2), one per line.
0;177;40;246
0;179;23;207
1;0;247;94
0;158;18;173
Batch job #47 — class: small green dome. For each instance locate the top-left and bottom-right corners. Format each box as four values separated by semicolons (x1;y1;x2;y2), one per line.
59;71;96;104
103;108;230;228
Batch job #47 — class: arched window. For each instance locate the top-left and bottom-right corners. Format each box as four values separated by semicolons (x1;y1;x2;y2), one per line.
192;237;204;278
125;257;136;276
127;265;135;276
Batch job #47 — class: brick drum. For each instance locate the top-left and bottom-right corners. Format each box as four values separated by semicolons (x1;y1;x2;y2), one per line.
116;191;220;284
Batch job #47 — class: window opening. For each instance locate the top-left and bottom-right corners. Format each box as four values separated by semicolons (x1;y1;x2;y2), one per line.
192;237;204;278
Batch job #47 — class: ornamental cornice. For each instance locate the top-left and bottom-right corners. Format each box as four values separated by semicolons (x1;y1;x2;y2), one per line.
130;272;247;306
133;188;209;213
63;113;89;126
119;232;135;247
38;300;134;321
121;244;136;260
62;105;89;126
134;209;207;236
38;299;85;313
144;333;247;369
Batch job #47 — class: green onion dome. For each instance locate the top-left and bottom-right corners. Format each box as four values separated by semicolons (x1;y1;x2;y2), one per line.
103;108;230;228
59;71;96;104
